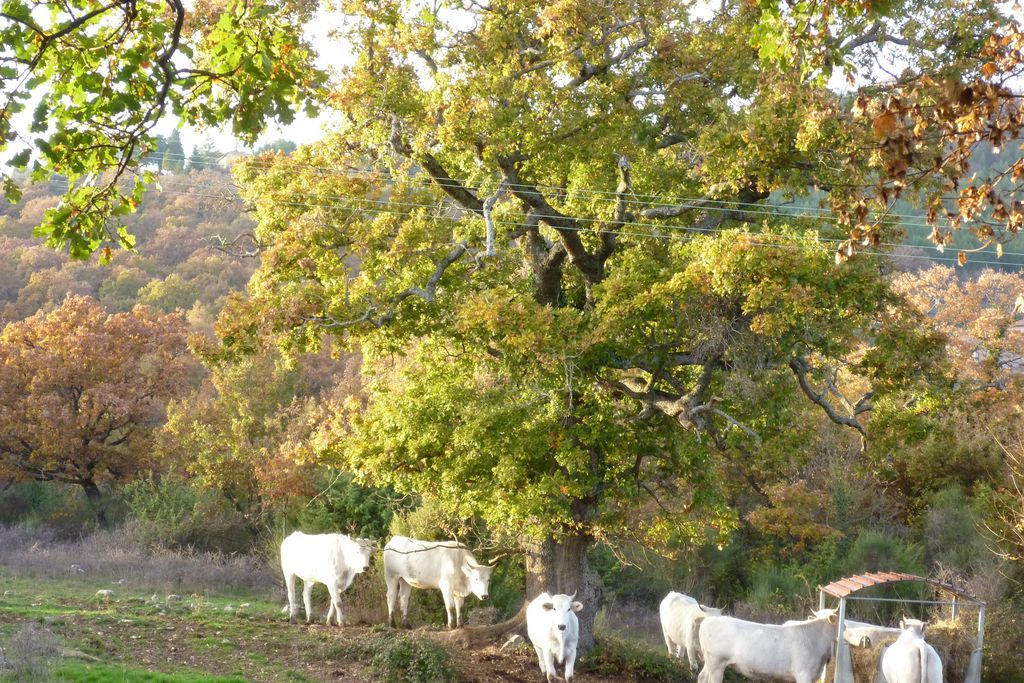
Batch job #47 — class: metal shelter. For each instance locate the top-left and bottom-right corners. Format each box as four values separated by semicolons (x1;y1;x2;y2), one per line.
818;572;986;683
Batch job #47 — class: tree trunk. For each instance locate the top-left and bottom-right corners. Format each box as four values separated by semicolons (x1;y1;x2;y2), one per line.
445;528;604;651
523;530;604;654
81;480;109;529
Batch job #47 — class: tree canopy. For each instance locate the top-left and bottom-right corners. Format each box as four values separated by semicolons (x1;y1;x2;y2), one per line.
0;296;194;520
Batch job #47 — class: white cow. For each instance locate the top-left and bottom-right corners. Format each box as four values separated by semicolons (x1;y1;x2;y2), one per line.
698;609;838;683
881;619;943;683
383;535;495;629
526;592;583;683
843;619;903;648
280;531;375;626
660;591;722;671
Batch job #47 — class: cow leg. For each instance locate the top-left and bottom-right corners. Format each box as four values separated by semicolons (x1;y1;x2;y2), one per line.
284;572;298;622
453;593;465;628
533;645;546;676
698;658;725;683
398;580;412;629
386;576;399;628
542;646;557;682
439;584;455;629
326;584;342;626
302;581;314;624
564;643;578;683
685;638;700;672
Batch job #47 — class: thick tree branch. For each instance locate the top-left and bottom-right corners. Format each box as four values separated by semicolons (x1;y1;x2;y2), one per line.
311;243;468;329
498;157;601;283
789;357;868;446
641;182;770;224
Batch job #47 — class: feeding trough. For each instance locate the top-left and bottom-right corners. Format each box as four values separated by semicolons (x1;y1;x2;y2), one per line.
818;572;985;683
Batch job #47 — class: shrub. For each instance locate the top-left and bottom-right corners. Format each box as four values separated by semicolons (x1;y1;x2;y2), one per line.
842;529;925;575
289;471;403;539
733;563;811;623
0;481;119;538
924;486;986;570
583;635;692;683
0;624;59;682
369;633;459;683
124;477;253;554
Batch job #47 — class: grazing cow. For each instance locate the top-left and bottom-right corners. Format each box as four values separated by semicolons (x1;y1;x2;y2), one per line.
526;592;583;683
280;531;375;626
881;619;943;683
660;591;722;671
698;609;838;683
383;535;495;629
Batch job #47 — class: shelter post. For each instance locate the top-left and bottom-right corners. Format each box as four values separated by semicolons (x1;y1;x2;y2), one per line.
834;596;854;683
964;603;985;683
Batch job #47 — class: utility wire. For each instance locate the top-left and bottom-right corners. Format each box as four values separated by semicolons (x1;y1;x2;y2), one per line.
45;176;1023;270
144;151;994;227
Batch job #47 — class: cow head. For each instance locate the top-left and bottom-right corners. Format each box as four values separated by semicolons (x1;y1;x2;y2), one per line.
899;618;926;635
541;593;584;632
344;537;374;574
464;559;495;600
811;608;838;624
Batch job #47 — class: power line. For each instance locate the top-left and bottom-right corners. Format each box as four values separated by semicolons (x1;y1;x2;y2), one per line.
45;177;1023;270
145;176;1024;264
142;151;988;230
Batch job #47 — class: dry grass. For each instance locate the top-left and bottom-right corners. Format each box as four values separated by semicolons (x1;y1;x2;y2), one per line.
829;619;977;683
0;523;278;597
0;623;60;682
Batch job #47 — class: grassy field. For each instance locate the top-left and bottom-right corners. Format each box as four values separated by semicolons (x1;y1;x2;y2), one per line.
0;533;686;683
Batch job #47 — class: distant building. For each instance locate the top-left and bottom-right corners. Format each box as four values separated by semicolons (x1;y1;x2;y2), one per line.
217;151;251;169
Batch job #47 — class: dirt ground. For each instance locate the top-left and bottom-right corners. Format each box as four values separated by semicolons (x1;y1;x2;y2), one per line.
1;605;628;682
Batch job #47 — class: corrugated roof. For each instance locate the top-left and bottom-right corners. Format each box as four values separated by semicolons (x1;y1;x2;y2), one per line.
820;572;981;602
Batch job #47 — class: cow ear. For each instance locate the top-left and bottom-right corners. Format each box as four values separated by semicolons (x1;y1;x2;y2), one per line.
542;602;555;611
571;601;583;613
827;612;837;624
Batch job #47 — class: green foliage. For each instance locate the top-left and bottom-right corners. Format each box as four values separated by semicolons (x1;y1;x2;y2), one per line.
367;634;459;683
924;486;987;570
291;470;402;539
584;635;692;683
742;563;813;621
0;0;323;255
123;477;253;554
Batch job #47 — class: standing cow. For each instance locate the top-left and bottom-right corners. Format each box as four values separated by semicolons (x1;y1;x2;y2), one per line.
698;609;838;683
526;592;584;683
881;618;943;683
383;535;496;629
660;591;723;671
280;531;375;626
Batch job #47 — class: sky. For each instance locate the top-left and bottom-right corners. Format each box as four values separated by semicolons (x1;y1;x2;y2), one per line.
160;7;351;155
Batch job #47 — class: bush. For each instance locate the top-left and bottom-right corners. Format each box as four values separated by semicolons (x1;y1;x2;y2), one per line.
289;471;403;539
733;563;812;623
123;477;253;554
369;633;459;683
924;486;986;570
0;624;59;682
583;635;692;683
842;529;925;575
0;481;121;538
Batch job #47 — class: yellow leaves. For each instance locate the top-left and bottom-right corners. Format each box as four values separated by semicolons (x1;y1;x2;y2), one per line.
981;62;1000;79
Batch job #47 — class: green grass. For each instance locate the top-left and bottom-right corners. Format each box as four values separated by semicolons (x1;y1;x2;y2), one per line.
52;662;249;682
0;571;346;682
